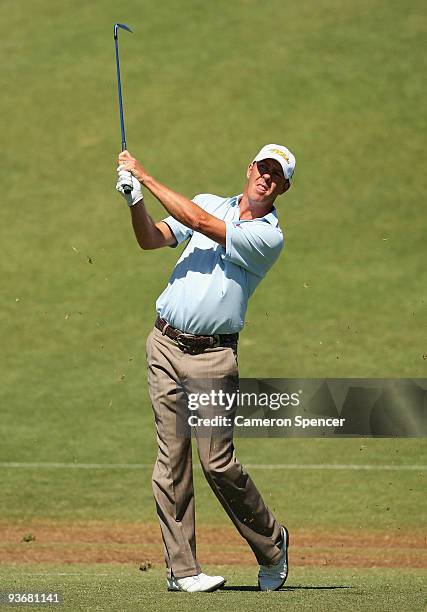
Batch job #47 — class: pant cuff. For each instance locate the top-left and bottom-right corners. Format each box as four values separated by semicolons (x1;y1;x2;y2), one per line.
170;567;200;579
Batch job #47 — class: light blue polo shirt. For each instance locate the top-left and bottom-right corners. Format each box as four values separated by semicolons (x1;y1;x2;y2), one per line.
156;194;284;334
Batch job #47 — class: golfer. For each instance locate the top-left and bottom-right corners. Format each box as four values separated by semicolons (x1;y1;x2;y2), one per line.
116;144;295;592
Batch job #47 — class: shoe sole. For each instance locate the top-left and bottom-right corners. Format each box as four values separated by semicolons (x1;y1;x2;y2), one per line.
168;579;226;593
258;526;289;592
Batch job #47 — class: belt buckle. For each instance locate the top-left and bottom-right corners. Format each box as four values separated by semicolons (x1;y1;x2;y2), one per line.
212;335;220;348
176;332;219;353
176;332;194;352
176;333;188;348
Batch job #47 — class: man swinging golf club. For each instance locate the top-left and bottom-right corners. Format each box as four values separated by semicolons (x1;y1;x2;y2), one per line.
116;143;295;592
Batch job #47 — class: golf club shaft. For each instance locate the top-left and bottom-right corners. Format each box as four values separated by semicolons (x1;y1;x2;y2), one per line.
114;36;127;151
114;25;132;194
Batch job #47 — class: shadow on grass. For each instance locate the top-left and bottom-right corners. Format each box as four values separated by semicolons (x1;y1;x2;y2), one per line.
285;585;352;591
222;585;352;592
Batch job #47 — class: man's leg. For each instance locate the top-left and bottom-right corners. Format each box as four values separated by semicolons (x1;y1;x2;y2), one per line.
185;345;284;566
146;328;201;579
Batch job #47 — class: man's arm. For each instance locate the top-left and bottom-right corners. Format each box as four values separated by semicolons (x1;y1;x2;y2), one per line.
118;150;226;247
130;200;176;250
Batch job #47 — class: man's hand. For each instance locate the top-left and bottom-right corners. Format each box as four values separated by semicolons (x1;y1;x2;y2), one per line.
117;149;226;246
116;166;144;207
118;150;149;184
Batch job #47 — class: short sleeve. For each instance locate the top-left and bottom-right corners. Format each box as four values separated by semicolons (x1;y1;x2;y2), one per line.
162;216;192;247
224;220;284;277
161;195;209;247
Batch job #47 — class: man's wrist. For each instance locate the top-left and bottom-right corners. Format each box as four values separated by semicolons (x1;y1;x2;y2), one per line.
129;197;144;209
141;173;154;188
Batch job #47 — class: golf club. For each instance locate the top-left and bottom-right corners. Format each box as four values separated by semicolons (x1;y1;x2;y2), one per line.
114;23;133;194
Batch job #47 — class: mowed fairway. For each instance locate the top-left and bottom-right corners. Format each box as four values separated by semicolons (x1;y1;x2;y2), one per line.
0;565;425;612
0;0;426;610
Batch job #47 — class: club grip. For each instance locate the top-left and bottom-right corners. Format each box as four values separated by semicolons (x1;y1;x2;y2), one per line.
123;184;132;194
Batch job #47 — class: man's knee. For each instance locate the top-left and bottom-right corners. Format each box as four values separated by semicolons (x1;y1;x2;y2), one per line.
199;448;245;485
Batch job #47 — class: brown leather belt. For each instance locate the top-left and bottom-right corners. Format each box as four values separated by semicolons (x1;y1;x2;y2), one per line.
155;316;238;353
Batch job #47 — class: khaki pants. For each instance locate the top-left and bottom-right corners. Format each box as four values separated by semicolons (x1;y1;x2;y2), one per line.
146;325;283;579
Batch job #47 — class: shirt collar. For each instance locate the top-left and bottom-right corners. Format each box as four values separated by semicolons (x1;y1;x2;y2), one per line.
232;194;279;227
263;208;280;227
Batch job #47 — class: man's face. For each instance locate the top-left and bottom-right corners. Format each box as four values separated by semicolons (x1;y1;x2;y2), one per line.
246;158;290;205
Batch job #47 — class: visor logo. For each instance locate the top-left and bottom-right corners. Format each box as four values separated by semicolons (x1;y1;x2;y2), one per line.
270;148;290;163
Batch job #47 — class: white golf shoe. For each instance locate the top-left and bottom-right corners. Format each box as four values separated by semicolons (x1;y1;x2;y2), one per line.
167;572;226;592
258;526;289;591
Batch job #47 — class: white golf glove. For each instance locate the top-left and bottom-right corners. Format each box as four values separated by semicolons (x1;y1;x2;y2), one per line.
116;166;144;207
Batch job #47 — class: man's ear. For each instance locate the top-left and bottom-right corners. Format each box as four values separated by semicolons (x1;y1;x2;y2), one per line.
247;162;255;179
279;180;291;195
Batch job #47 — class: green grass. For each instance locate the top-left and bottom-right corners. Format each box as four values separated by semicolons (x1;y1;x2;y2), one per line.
2;439;426;528
0;564;425;612
0;2;426;609
0;0;426;387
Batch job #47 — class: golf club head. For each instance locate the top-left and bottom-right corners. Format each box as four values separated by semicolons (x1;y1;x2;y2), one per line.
114;23;133;38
